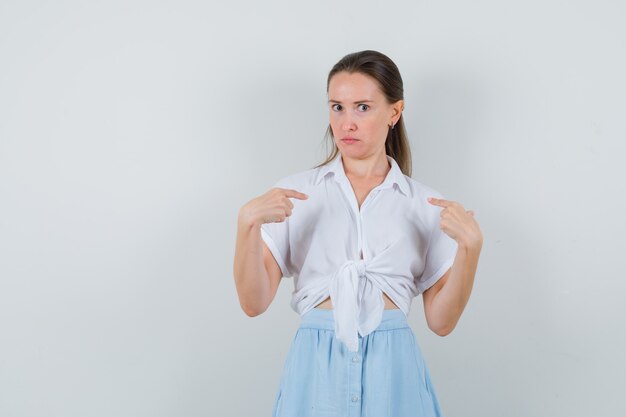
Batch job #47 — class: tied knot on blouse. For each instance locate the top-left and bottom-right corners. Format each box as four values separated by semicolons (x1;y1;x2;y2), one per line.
328;256;390;353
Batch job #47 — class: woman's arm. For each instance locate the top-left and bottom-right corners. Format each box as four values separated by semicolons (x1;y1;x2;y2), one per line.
233;213;272;317
234;187;306;316
422;240;482;336
233;210;282;317
422;197;483;336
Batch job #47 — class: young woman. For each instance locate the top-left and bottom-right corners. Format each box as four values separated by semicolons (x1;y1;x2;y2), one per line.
234;50;483;417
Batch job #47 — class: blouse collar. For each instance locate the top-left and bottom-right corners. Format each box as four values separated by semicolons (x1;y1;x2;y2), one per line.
315;152;410;197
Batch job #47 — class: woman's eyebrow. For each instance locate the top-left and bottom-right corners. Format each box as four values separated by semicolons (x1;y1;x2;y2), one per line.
328;99;375;103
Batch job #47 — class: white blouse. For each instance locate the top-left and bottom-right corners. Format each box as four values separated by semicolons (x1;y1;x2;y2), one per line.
261;152;458;352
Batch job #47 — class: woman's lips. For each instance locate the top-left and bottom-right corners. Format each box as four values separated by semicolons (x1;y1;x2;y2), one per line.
341;138;359;144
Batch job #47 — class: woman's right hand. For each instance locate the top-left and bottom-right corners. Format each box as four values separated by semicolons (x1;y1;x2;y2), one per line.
239;187;309;228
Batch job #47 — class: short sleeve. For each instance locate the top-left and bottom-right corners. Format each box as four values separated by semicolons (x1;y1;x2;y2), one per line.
415;193;458;294
259;179;293;278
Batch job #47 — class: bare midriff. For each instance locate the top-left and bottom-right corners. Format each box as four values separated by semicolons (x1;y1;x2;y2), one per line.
314;292;400;310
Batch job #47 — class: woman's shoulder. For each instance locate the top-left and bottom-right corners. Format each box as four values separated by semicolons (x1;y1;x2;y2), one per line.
402;175;451;224
269;166;321;189
403;175;447;200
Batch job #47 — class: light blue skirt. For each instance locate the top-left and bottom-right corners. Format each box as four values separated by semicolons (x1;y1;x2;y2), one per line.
271;307;442;417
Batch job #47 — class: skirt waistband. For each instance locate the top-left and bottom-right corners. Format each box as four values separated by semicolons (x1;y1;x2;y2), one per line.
299;307;409;331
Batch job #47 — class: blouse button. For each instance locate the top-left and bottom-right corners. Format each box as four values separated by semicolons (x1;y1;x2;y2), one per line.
352;356;359;362
351;395;359;402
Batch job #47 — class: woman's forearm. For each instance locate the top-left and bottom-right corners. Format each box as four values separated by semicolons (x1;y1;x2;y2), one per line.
233;210;271;316
430;240;482;335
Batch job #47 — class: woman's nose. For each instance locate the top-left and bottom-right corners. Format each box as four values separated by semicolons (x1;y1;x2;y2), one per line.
342;117;357;132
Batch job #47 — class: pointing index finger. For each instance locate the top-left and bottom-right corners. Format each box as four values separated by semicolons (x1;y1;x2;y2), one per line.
427;197;450;207
283;188;309;200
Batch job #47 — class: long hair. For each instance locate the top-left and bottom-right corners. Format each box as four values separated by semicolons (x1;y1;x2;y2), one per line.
314;50;412;177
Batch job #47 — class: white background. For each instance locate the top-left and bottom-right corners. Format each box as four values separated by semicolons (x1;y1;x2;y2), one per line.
1;1;625;416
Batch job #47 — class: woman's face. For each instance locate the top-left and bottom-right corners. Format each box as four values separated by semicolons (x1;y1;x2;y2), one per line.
327;71;403;157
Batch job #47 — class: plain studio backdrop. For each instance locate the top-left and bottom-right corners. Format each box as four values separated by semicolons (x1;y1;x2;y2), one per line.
1;1;625;416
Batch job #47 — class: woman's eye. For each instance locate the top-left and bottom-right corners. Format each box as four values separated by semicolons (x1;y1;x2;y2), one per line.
331;104;368;111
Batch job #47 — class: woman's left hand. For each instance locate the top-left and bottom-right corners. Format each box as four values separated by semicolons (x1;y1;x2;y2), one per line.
427;197;483;249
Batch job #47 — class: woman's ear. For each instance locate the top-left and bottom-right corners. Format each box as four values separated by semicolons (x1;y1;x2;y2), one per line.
391;99;404;124
394;99;404;117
